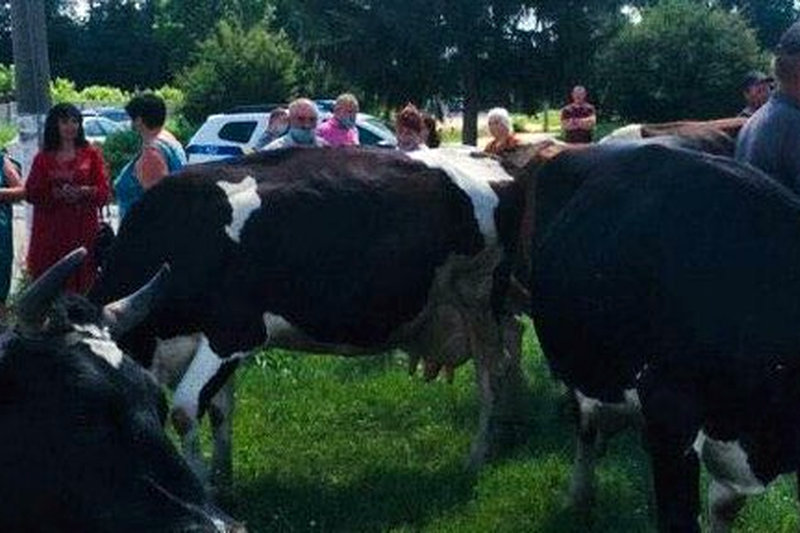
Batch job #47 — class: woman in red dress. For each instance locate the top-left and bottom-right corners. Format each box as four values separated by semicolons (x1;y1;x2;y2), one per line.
26;103;110;293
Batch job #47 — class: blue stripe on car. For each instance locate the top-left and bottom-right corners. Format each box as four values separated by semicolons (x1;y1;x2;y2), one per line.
186;145;244;156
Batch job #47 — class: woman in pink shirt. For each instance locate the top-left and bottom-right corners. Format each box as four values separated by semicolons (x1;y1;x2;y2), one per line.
317;93;360;147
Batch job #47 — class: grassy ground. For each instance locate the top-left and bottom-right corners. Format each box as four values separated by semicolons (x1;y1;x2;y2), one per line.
213;320;799;532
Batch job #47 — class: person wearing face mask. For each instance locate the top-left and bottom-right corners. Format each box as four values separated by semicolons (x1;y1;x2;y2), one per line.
256;107;289;149
317;93;360;147
263;98;329;150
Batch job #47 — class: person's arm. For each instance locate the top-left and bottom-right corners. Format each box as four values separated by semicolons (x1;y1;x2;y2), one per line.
79;147;110;206
578;106;597;130
0;157;25;203
25;153;62;207
560;107;577;131
137;145;169;190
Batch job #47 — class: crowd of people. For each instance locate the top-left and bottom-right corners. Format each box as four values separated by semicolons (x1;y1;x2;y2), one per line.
0;23;796;314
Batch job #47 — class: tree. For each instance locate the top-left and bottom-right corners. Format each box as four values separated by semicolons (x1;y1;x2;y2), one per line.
177;20;299;122
596;0;766;122
712;0;796;48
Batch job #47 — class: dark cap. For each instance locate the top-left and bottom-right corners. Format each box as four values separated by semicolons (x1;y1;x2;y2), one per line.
777;21;800;55
742;71;773;91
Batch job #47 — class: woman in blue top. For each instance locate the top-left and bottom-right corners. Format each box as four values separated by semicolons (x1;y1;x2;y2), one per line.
115;93;186;219
0;154;24;309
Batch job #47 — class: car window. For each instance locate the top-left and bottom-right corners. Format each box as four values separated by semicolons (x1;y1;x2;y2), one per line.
218;121;258;144
357;126;382;146
84;120;102;137
99;119;122;135
365;117;395;136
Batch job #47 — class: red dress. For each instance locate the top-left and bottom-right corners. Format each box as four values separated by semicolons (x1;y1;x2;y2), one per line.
26;145;110;293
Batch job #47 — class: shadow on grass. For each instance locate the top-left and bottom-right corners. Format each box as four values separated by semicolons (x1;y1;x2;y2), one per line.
224;465;478;532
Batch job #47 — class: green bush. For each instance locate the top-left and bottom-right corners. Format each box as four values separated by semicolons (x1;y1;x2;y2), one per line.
165;114;199;146
101;129;140;184
0;64;14;102
596;0;767;122
79;85;130;104
177;20;299;123
154;85;185;111
50;77;80;104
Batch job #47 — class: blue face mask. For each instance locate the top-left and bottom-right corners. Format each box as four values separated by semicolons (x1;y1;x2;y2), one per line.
338;116;356;129
290;127;315;145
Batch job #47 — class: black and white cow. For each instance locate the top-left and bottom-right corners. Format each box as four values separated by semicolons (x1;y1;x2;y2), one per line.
0;249;242;532
90;146;530;483
530;141;800;532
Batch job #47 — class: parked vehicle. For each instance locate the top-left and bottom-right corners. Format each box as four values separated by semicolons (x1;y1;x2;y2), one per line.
83;116;125;145
186;110;397;165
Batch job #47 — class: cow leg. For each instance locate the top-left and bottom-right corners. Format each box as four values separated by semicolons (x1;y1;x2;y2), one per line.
708;480;746;533
208;374;235;491
469;313;527;468
568;392;598;512
171;334;240;483
641;382;701;533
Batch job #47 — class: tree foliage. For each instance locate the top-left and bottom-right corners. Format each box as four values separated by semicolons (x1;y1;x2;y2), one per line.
597;0;766;122
176;19;299;122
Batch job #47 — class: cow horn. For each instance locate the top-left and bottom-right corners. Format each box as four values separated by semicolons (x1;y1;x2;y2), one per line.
15;248;87;329
103;264;170;337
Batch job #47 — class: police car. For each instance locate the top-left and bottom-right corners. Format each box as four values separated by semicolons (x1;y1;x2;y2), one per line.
185;107;398;165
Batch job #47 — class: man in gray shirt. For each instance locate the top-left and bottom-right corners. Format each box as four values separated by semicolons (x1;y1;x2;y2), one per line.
736;21;800;194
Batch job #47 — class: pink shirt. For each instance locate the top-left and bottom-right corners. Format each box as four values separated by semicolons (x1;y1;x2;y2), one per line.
317;117;360;147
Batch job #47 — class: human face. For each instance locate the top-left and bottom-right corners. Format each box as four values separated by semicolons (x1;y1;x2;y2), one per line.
488;117;509;139
290;105;318;131
334;101;358;128
58;115;79;144
397;126;422;151
572;87;587;104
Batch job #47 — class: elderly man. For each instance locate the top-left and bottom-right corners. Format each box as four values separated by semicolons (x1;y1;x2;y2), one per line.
560;85;596;144
317;93;360;147
738;71;773;118
263;98;328;150
736;22;800;194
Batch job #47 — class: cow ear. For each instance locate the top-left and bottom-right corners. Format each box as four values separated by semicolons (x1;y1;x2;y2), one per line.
15;248;87;332
102;264;170;337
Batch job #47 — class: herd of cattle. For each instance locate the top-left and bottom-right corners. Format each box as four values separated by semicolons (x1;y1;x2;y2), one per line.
6;114;799;532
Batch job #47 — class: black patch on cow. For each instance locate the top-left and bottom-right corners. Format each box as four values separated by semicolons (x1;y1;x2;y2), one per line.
93;148;489;361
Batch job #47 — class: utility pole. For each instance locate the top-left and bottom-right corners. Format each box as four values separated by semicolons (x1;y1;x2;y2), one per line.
10;0;51;178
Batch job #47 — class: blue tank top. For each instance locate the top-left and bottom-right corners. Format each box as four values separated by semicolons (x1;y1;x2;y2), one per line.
115;135;187;219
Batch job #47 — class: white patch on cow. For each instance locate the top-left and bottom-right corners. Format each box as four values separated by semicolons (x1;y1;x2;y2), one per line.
693;430;766;496
215;176;261;243
263;312;297;343
575;388;640;413
598;124;643;144
151;334;203;388
73;324;123;368
408;148;511;242
172;335;224;419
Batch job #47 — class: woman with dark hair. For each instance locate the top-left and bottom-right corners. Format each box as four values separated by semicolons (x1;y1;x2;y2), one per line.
395;104;426;152
26;103;110;293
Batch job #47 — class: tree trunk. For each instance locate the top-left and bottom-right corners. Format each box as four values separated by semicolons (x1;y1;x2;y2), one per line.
461;55;479;146
10;0;51;116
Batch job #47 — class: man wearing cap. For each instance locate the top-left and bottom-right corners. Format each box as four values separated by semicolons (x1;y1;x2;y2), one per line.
738;71;772;118
736;21;800;194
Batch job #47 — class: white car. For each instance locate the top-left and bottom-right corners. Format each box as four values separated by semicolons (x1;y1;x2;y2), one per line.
186;111;397;165
82;116;125;145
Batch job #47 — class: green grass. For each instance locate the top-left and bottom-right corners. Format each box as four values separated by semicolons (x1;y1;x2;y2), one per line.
215;322;799;532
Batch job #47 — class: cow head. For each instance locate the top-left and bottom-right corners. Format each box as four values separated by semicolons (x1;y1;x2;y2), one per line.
0;249;243;532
